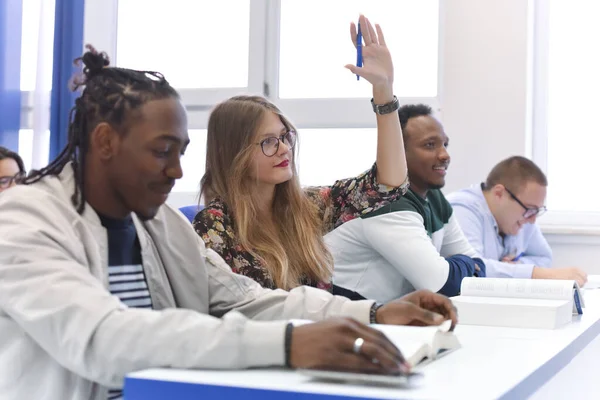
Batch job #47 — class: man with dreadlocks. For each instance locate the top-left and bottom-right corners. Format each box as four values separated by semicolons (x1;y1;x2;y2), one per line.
0;46;457;400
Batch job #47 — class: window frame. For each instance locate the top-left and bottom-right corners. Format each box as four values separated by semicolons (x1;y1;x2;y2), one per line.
83;0;269;130
75;0;443;206
531;0;600;233
264;0;444;130
83;0;443;131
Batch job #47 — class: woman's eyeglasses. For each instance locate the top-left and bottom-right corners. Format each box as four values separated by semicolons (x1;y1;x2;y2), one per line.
256;130;297;157
0;172;25;189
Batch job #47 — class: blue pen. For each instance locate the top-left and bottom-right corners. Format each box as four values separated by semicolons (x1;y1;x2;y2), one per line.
512;252;525;262
356;21;362;80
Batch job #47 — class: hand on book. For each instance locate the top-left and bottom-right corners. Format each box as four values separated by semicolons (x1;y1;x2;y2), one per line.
290;318;410;375
376;290;458;331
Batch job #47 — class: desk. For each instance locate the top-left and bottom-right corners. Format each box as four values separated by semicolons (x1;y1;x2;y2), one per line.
124;291;600;400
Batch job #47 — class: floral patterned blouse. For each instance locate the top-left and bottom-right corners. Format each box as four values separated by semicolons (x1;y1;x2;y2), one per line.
193;163;409;291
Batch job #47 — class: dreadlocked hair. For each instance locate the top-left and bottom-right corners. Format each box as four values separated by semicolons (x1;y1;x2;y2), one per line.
23;44;179;213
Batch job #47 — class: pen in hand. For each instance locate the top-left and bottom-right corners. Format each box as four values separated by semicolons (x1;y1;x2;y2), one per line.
502;252;525;263
356;21;362;80
512;252;525;262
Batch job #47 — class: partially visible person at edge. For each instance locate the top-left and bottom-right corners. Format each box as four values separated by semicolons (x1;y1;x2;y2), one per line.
0;146;26;193
0;43;457;400
193;15;409;299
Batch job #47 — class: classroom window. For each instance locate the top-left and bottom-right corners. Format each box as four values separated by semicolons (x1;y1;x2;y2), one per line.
85;0;441;207
116;0;251;90
18;0;55;171
18;129;50;172
173;129;207;193
20;0;55;91
271;0;440;130
111;0;440;129
278;0;439;99
171;128;378;194
541;1;600;214
296;128;378;187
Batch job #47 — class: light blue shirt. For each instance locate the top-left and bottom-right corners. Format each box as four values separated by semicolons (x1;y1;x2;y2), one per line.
446;184;552;278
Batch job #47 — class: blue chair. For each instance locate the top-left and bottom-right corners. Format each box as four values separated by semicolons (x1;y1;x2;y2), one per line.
179;204;204;223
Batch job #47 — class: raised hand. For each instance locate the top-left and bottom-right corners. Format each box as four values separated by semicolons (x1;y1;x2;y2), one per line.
289;318;409;375
345;15;394;89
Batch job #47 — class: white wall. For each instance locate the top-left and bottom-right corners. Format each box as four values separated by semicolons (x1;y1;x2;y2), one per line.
440;0;531;193
439;0;600;273
547;235;600;274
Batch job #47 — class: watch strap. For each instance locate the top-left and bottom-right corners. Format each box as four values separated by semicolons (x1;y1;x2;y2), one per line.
371;95;400;115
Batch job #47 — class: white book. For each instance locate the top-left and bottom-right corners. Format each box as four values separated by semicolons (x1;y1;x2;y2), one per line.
298;321;458;387
451;278;583;329
291;320;459;367
371;320;460;368
459;277;585;313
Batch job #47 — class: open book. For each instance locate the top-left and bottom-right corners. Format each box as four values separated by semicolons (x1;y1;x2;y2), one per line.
371;320;459;368
451;278;583;329
298;321;458;386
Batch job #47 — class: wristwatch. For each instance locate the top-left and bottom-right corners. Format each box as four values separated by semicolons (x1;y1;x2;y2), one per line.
371;95;400;115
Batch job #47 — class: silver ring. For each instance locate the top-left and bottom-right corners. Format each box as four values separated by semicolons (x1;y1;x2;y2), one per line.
353;337;364;354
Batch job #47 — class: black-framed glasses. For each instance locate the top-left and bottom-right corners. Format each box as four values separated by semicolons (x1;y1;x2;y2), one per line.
505;187;547;219
256;130;297;157
0;172;25;189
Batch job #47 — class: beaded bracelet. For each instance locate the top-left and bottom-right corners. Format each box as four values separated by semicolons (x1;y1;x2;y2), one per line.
370;302;384;324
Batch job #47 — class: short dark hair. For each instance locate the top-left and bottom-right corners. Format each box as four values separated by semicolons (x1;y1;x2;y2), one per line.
23;45;179;214
0;146;26;174
398;104;433;131
484;156;547;192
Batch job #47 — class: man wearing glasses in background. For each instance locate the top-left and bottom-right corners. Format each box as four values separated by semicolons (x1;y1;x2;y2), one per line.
447;156;587;287
0;146;26;193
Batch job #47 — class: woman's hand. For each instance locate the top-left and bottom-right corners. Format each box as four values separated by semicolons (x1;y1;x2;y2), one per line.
345;15;394;93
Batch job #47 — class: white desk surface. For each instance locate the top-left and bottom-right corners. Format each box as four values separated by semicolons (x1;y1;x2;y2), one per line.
124;290;600;400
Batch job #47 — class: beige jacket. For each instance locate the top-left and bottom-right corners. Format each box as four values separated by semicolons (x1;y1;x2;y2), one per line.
0;165;373;400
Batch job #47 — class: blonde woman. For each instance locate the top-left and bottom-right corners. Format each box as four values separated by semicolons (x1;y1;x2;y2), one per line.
193;15;409;293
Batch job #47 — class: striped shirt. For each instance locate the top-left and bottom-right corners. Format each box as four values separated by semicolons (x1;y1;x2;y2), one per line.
98;214;153;400
108;264;152;309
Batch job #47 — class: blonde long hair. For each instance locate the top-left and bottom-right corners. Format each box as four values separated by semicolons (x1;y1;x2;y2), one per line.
200;95;333;289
